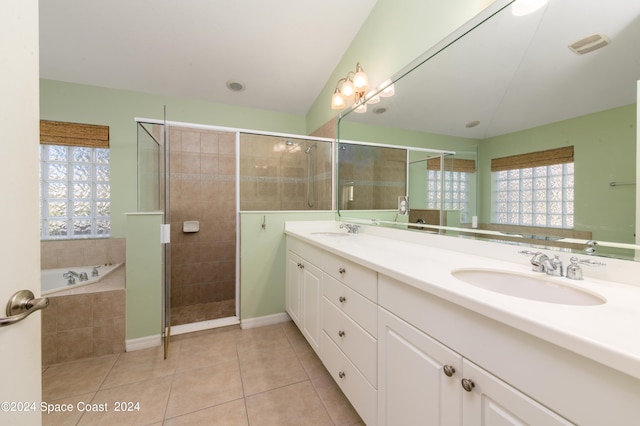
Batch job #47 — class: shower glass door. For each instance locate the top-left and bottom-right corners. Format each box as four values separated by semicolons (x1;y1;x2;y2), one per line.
137;121;171;358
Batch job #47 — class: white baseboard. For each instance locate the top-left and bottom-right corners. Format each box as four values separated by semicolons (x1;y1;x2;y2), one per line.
125;334;161;352
240;312;291;329
170;316;241;336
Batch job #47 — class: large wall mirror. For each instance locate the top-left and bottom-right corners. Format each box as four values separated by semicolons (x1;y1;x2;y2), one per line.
337;0;640;260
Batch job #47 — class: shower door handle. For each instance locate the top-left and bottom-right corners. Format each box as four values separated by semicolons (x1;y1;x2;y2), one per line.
0;290;49;327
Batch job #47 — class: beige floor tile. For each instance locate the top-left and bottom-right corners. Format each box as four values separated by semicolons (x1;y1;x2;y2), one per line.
101;343;181;389
296;343;328;380
78;375;172;426
245;381;333;426
239;345;309;396
177;329;239;372
312;374;362;426
164;398;248;425
235;324;291;359
42;354;118;400
42;393;94;426
166;359;244;418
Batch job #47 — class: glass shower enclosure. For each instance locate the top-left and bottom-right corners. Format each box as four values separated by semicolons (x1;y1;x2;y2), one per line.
136;120;171;358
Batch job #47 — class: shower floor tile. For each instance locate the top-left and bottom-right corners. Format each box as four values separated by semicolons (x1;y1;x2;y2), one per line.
41;321;363;426
171;299;235;326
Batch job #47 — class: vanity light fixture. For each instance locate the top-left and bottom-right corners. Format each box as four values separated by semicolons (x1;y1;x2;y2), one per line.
331;62;369;110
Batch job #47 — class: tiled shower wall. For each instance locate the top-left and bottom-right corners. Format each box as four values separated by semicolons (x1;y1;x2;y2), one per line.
169;127;236;324
240;134;332;211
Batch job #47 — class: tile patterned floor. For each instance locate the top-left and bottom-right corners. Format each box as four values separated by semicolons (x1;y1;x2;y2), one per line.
41;321;364;425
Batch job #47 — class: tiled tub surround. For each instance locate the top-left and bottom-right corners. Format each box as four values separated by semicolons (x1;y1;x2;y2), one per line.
169;127;237;325
285;221;640;425
40;238;126;365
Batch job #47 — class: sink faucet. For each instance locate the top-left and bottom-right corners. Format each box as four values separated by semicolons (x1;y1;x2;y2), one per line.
339;223;360;234
529;252;563;277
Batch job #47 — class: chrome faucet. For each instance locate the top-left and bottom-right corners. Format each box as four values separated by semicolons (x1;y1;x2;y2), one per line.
63;270;79;285
339;223;360;234
529;252;563;277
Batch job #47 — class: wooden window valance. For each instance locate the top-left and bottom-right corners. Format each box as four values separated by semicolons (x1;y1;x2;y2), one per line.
40;120;110;148
491;146;573;172
426;157;476;173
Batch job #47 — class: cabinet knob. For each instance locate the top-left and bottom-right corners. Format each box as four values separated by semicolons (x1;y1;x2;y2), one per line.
443;365;456;377
461;378;475;392
338;330;346;337
297;262;304;269
338;371;346;379
338;267;346;275
338;296;347;303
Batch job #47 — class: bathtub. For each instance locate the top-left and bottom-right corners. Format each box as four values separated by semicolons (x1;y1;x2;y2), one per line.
41;263;124;296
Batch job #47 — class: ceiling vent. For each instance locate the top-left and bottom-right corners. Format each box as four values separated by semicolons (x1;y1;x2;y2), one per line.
569;33;611;55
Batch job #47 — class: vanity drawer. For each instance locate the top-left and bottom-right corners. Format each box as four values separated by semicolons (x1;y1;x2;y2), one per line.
324;252;377;302
322;297;377;386
323;274;377;337
321;332;377;426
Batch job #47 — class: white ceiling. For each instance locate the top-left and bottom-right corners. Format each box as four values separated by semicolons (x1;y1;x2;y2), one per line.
39;0;377;116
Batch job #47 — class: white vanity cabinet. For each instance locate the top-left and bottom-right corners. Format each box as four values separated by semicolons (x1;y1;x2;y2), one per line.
379;307;573;425
285;239;323;353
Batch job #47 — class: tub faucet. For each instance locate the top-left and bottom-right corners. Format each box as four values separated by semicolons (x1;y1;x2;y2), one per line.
339;223;360;234
63;271;78;285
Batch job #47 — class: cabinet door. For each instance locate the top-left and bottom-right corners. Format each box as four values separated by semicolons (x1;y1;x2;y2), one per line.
462;359;574;426
301;261;322;352
378;308;462;426
285;251;302;326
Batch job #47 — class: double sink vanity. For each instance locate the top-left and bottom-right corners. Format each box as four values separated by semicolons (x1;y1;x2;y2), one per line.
285;220;640;425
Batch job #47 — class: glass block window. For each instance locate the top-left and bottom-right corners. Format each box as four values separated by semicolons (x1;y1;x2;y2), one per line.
492;163;574;228
40;145;110;239
427;170;471;223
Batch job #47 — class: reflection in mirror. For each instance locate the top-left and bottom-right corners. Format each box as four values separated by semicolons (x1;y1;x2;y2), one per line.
337;0;640;260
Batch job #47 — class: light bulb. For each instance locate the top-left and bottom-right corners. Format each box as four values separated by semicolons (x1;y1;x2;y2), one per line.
353;70;369;92
331;90;346;110
379;80;395;97
341;79;355;99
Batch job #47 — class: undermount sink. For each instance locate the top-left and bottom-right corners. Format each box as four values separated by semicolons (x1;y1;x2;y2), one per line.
311;232;351;237
451;268;606;306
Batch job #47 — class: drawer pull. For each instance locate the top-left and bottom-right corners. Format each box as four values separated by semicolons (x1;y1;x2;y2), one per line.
338;267;346;275
338;371;346;379
461;378;475;392
338;296;347;303
443;365;456;377
338;330;346;337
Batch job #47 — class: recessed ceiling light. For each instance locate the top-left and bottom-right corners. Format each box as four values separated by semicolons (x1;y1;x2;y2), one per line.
226;80;246;92
466;120;480;128
512;0;548;16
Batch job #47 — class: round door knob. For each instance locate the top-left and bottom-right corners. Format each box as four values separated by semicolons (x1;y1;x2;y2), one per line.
443;365;456;377
338;296;346;303
338;330;346;337
338;267;346;274
338;371;346;379
461;378;475;392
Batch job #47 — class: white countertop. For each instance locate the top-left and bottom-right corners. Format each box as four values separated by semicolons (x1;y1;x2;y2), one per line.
285;220;640;381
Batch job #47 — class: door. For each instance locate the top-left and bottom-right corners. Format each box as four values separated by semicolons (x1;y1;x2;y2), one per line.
378;308;462;426
462;360;573;426
0;0;42;424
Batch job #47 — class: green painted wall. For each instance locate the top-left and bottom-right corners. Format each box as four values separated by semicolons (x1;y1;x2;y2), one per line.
478;104;637;243
239;211;335;320
125;213;163;340
40;79;307;238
